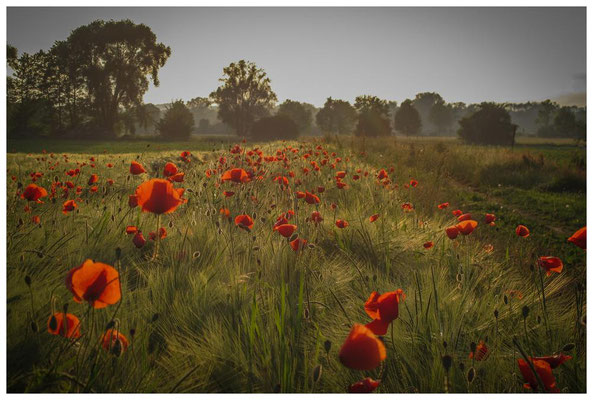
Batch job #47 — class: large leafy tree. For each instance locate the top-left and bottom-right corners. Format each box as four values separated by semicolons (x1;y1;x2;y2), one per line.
277;99;313;134
394;99;422;136
458;102;517;145
412;92;445;134
157;100;195;140
353;95;391;137
428;102;454;135
65;19;171;138
209;60;277;137
315;97;357;135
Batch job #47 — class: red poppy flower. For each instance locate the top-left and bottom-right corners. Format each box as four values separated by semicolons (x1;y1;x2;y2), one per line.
517;358;559;392
21;184;48;203
223;191;235;197
135;179;184;215
456;220;478;235
220;208;230;217
377;169;388;180
88;174;98;185
531;353;572;369
62;200;78;214
304;191;320;204
457;213;472;222
235;214;254;231
401;203;414;212
516;225;530;237
133;232;146;248
32;215;41;224
65;259;120;309
310;211;323;224
130;161;146;175
423;241;434;249
339;324;386;370
290;238;307;251
567;226;586;250
274;224;297;238
149;227;167;240
485;213;496;224
445;226;459;239
336;171;347;179
317;186;325;193
101;329;129;355
469;340;489;361
410;179;418;187
364;290;405;335
335;219;349;229
348;378;381;393
452;209;463;217
47;312;81;339
126;226;138;235
168;172;185;183
537;256;563;276
163;162;178;177
221;168;250;183
336;181;348;189
438;202;449;209
369;214;379;223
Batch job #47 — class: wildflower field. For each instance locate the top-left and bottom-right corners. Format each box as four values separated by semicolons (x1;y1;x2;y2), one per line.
6;136;586;393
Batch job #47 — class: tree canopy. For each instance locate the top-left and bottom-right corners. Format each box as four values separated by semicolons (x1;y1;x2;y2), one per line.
277;99;313;134
209;60;277;137
458;102;517;145
394;99;422;136
315;97;357;135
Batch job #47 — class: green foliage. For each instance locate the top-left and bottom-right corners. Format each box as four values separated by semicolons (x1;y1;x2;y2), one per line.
394;99;422;136
157;100;195;140
315;97;357;135
209;60;277;137
251;115;299;141
458;103;517;145
277;100;313;134
428;102;454;134
7;20;171;139
353;95;391;138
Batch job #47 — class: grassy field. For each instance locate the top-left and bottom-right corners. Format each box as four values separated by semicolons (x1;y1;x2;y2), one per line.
6;135;586;393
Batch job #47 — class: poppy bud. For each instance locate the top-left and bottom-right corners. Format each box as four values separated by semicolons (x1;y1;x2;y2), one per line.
562;343;575;352
312;365;322;383
24;275;32;286
443;341;448;349
503;295;508;305
115;247;122;260
49;315;58;331
106;320;116;330
151;313;160;323
467;367;475;383
31;321;39;333
324;340;332;353
130;328;136;338
522;305;530;319
193;251;200;259
494;309;499;318
537;315;542;324
168;221;174;228
459;362;465;371
442;355;452;372
63;303;69;313
111;339;123;357
289;233;298;242
470;342;477;353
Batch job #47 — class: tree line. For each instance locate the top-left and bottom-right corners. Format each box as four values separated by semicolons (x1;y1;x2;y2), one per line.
7;19;586;145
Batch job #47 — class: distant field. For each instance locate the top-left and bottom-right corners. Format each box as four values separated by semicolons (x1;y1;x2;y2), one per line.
6;135;586;393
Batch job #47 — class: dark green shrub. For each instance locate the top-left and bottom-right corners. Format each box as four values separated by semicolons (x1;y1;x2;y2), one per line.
157;100;195;140
251;115;299;141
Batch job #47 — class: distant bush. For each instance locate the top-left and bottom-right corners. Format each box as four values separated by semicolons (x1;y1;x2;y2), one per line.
251;115;299;141
458;102;516;145
394;99;422;136
355;111;391;137
157;100;195;140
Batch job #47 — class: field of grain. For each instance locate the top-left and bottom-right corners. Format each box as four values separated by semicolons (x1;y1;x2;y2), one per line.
6;136;586;393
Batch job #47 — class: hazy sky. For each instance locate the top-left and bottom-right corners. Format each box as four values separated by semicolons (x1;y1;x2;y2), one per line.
7;7;587;107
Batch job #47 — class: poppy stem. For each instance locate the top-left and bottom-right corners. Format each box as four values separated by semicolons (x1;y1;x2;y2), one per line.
152;214;161;260
512;336;547;392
